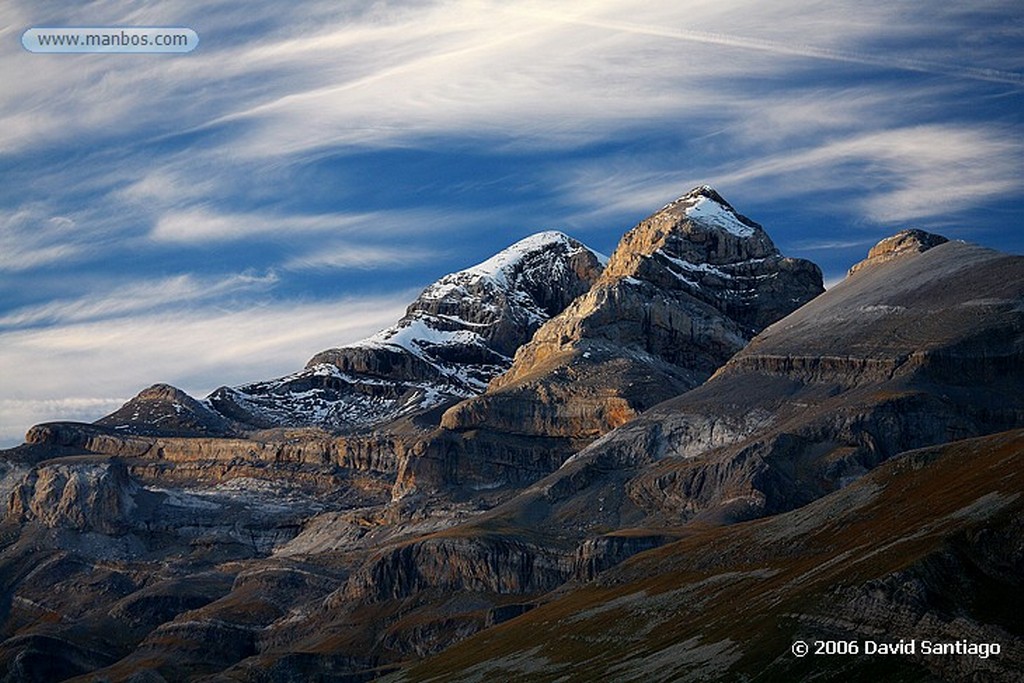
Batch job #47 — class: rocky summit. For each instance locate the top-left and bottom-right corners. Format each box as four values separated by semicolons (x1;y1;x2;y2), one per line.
1;187;1022;683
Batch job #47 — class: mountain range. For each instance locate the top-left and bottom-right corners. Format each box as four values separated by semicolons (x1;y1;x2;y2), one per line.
0;186;1021;682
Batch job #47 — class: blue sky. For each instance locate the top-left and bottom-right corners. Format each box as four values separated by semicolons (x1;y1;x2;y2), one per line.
1;0;1022;446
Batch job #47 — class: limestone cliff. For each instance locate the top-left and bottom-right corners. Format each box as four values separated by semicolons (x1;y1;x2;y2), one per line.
516;233;1024;531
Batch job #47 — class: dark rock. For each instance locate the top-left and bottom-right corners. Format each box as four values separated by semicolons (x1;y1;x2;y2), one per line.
95;384;236;437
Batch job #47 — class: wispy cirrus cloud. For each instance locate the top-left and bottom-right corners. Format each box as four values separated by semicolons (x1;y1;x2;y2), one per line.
284;244;440;271
150;208;373;243
7;0;1021;226
0;271;279;329
0;210;86;272
556;123;1022;226
513;6;1024;86
717;124;1023;223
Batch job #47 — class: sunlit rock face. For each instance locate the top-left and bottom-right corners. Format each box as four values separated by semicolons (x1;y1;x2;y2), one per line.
397;186;823;495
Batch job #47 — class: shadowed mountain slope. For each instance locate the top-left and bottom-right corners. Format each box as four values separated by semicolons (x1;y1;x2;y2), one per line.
388;428;1024;683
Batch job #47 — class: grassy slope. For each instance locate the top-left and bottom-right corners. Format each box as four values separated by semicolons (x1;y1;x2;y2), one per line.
391;429;1024;682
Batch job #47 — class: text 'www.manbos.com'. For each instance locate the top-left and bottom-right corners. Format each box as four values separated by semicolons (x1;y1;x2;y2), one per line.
23;28;199;54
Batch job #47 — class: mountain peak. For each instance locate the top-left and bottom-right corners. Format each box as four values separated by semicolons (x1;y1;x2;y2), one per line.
204;231;605;433
461;230;607;287
679;183;728;206
656;184;760;239
94;383;234;437
602;186;785;287
848;229;949;275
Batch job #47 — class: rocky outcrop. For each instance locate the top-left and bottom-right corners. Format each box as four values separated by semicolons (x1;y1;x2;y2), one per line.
570;532;669;581
397;186;823;495
847;228;948;275
25;422;156;457
95;383;236;437
340;535;569;604
7;458;140;534
23;420;411;477
599;186;823;332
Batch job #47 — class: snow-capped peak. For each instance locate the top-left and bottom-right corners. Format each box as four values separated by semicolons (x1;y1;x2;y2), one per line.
209;230;605;434
465;230;605;284
661;185;759;239
683;195;756;238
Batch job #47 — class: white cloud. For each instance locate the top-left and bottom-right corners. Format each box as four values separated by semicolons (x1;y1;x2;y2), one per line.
518;6;1024;86
0;271;279;328
556;123;1023;226
793;239;878;252
285;244;439;271
150;208;367;243
4;0;1021;162
5;0;1020;233
0;291;413;447
0;210;87;272
717;125;1023;223
116;170;217;205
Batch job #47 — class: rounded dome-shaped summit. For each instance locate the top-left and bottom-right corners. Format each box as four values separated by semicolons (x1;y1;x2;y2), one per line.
849;229;949;275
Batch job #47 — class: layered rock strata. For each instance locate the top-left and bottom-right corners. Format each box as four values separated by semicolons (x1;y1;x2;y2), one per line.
396;186;823;494
515;232;1024;532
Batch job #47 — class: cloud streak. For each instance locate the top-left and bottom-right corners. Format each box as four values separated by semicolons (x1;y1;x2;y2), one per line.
0;271;279;329
556;123;1022;226
512;8;1024;86
0;210;87;272
0;291;413;446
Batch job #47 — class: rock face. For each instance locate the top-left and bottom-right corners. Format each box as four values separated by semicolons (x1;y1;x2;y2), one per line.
340;535;568;603
7;458;140;535
204;231;604;433
397;186;823;494
521;233;1024;532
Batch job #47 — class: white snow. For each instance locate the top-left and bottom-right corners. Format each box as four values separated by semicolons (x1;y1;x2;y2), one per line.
683;196;756;238
419;279;467;301
465;230;576;285
363;316;483;355
659;252;730;279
